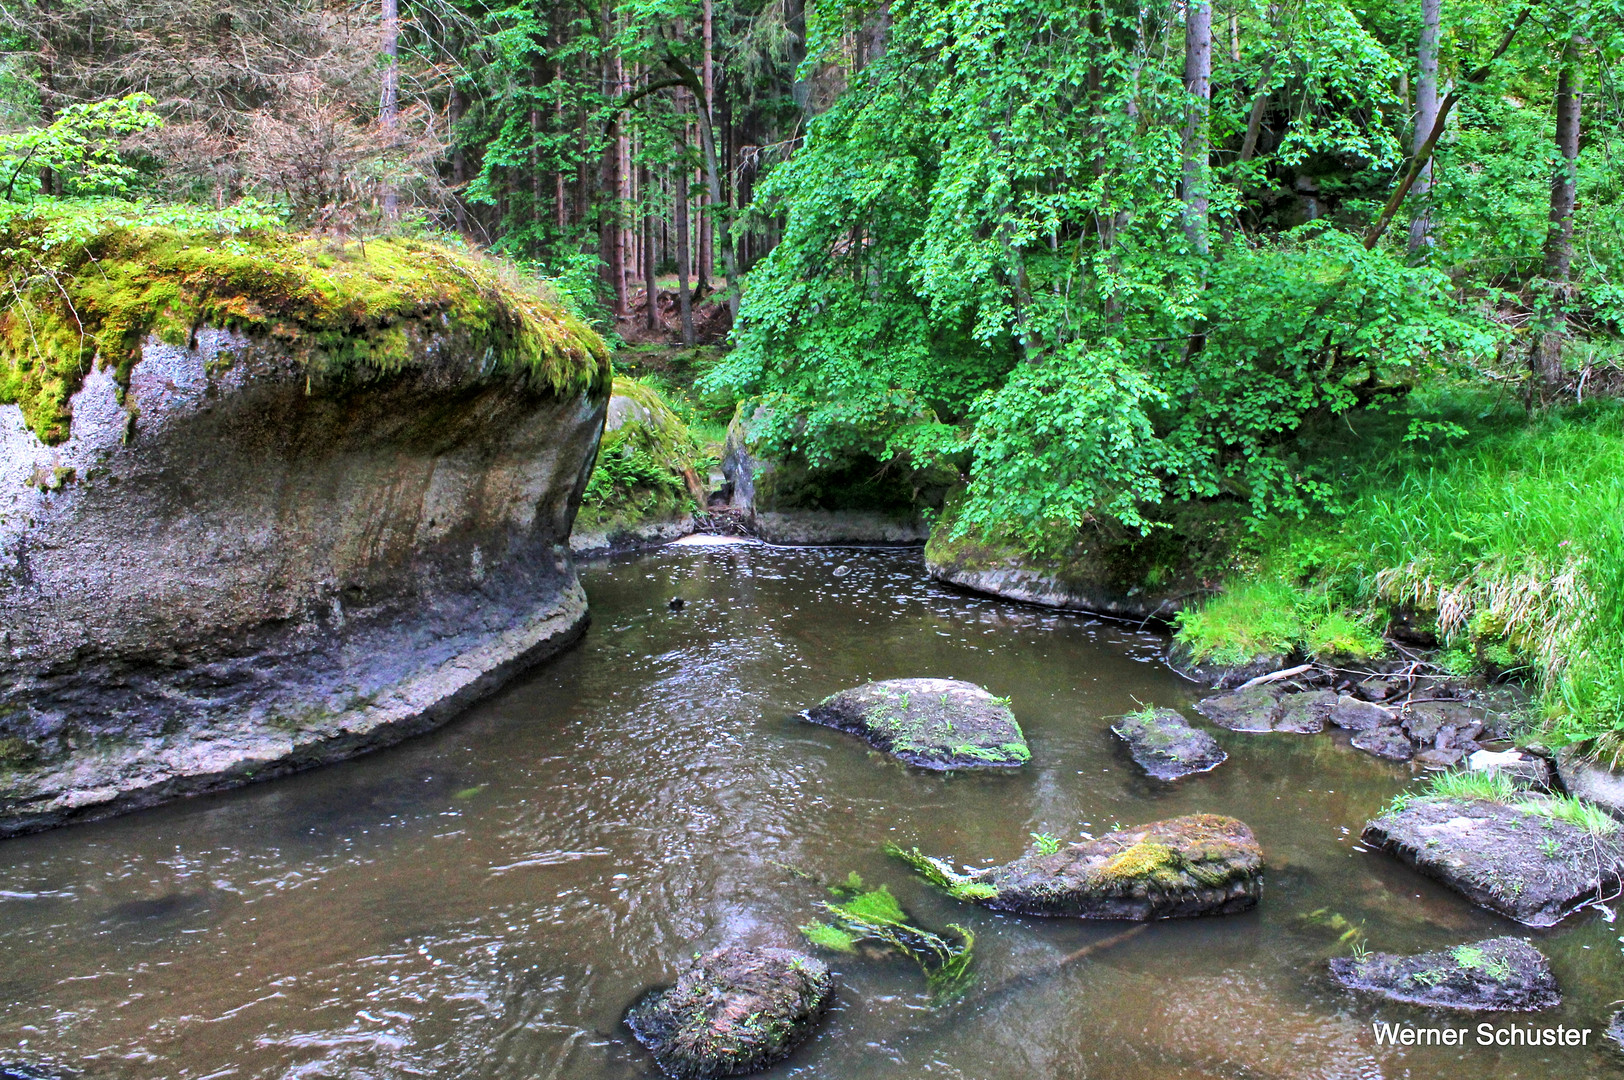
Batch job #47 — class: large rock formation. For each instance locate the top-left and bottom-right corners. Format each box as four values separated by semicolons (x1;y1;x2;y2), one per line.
0;217;610;836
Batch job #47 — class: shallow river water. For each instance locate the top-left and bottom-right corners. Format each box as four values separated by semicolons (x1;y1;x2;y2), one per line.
4;544;1624;1080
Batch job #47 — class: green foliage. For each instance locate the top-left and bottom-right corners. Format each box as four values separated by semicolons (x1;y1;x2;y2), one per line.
0;199;609;443
577;375;702;532
1174;579;1383;666
884;843;999;903
798;872;975;1001
0;94;162;201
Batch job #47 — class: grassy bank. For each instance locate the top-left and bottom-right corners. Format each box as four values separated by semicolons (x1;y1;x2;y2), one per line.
1172;386;1624;760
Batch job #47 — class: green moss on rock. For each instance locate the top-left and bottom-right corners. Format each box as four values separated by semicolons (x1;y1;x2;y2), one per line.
0;206;610;443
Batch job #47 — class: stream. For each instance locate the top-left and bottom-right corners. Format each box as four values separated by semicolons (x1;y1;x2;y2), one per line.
2;543;1622;1080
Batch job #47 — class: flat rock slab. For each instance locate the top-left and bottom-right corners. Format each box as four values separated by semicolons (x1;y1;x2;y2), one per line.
1330;936;1559;1011
806;679;1030;770
1195;688;1282;732
967;814;1263;919
625;946;834;1079
1363;797;1624;926
1277;690;1337;734
1112;708;1226;780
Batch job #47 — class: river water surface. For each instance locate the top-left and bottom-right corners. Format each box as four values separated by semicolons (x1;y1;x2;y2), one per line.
3;544;1623;1080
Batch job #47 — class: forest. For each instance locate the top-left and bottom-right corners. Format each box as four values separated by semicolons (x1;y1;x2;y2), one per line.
4;0;1624;750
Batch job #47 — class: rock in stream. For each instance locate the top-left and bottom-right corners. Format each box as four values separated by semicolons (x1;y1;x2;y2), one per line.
1112;708;1226;780
805;678;1030;770
1330;936;1559;1011
905;814;1264;920
625;945;835;1079
1362;796;1624;926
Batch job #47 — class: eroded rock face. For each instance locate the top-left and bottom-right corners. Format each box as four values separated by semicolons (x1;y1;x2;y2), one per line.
0;327;606;837
1330;936;1559;1012
625;946;834;1079
964;814;1263;919
805;678;1030;770
1112;708;1227;780
1362;797;1624;926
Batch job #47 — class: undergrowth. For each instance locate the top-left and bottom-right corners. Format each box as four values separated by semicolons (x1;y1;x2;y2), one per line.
1172;387;1624;758
1386;767;1618;837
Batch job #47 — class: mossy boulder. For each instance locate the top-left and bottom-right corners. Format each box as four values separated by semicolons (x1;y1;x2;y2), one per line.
572;375;702;555
624;945;834;1079
1329;936;1559;1011
1362;796;1624;926
805;678;1030;770
902;814;1263;919
1112;707;1227;780
0;211;609;837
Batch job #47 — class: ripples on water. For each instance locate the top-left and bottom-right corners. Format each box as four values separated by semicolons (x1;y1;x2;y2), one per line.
2;545;1622;1079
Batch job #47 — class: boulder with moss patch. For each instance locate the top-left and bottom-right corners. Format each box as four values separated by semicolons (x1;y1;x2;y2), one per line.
1330;936;1559;1011
0;210;610;837
1362;796;1624;926
898;814;1263;919
1112;707;1227;780
571;376;702;555
624;945;834;1079
805;678;1029;770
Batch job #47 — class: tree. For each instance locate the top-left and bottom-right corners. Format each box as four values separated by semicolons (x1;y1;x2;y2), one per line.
1406;0;1440;254
1532;35;1582;401
1181;0;1211;254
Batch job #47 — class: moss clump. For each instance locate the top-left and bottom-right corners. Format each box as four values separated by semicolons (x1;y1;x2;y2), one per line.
1097;841;1181;886
0;202;610;443
885;844;999;902
799;872;975;1001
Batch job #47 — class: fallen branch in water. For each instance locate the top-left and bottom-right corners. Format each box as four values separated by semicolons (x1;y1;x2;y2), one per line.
1235;664;1316;690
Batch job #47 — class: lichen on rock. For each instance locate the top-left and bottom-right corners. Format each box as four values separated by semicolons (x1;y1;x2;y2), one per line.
1330;936;1560;1012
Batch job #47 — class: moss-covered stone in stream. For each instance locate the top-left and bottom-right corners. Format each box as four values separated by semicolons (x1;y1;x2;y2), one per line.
576;375;703;541
0;205;610;443
805;678;1029;771
894;814;1264;920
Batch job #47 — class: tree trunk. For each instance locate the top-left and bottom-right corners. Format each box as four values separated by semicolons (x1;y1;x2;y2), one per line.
786;0;810;113
1406;0;1441;254
698;0;715;287
532;49;550;242
379;0;400;219
1181;0;1212;254
451;79;468;234
642;163;658;331
1533;38;1582;401
675;156;696;346
37;0;54;196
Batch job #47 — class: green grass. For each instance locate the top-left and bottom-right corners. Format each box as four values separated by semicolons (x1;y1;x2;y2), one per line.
1174;387;1624;757
1386;767;1618;837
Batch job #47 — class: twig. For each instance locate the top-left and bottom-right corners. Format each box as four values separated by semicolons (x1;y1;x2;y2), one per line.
1235;663;1316;690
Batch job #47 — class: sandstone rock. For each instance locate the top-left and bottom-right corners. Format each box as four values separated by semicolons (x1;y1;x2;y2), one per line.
1112;708;1227;781
910;814;1263;920
1362;796;1624;926
1415;747;1465;768
805;678;1030;770
571;377;700;556
1330;696;1394;732
1555;750;1624;821
1;276;607;838
1194;688;1283;732
1351;726;1415;762
1167;644;1289;690
1330;936;1559;1012
625;946;834;1079
1468;749;1554;791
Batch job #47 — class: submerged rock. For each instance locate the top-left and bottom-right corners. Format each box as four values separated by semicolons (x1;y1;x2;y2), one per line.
901;814;1263;920
1362;796;1624;926
1329;936;1559;1012
625;946;834;1079
805;678;1030;770
0;227;610;838
1194;688;1282;732
1112;708;1227;780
